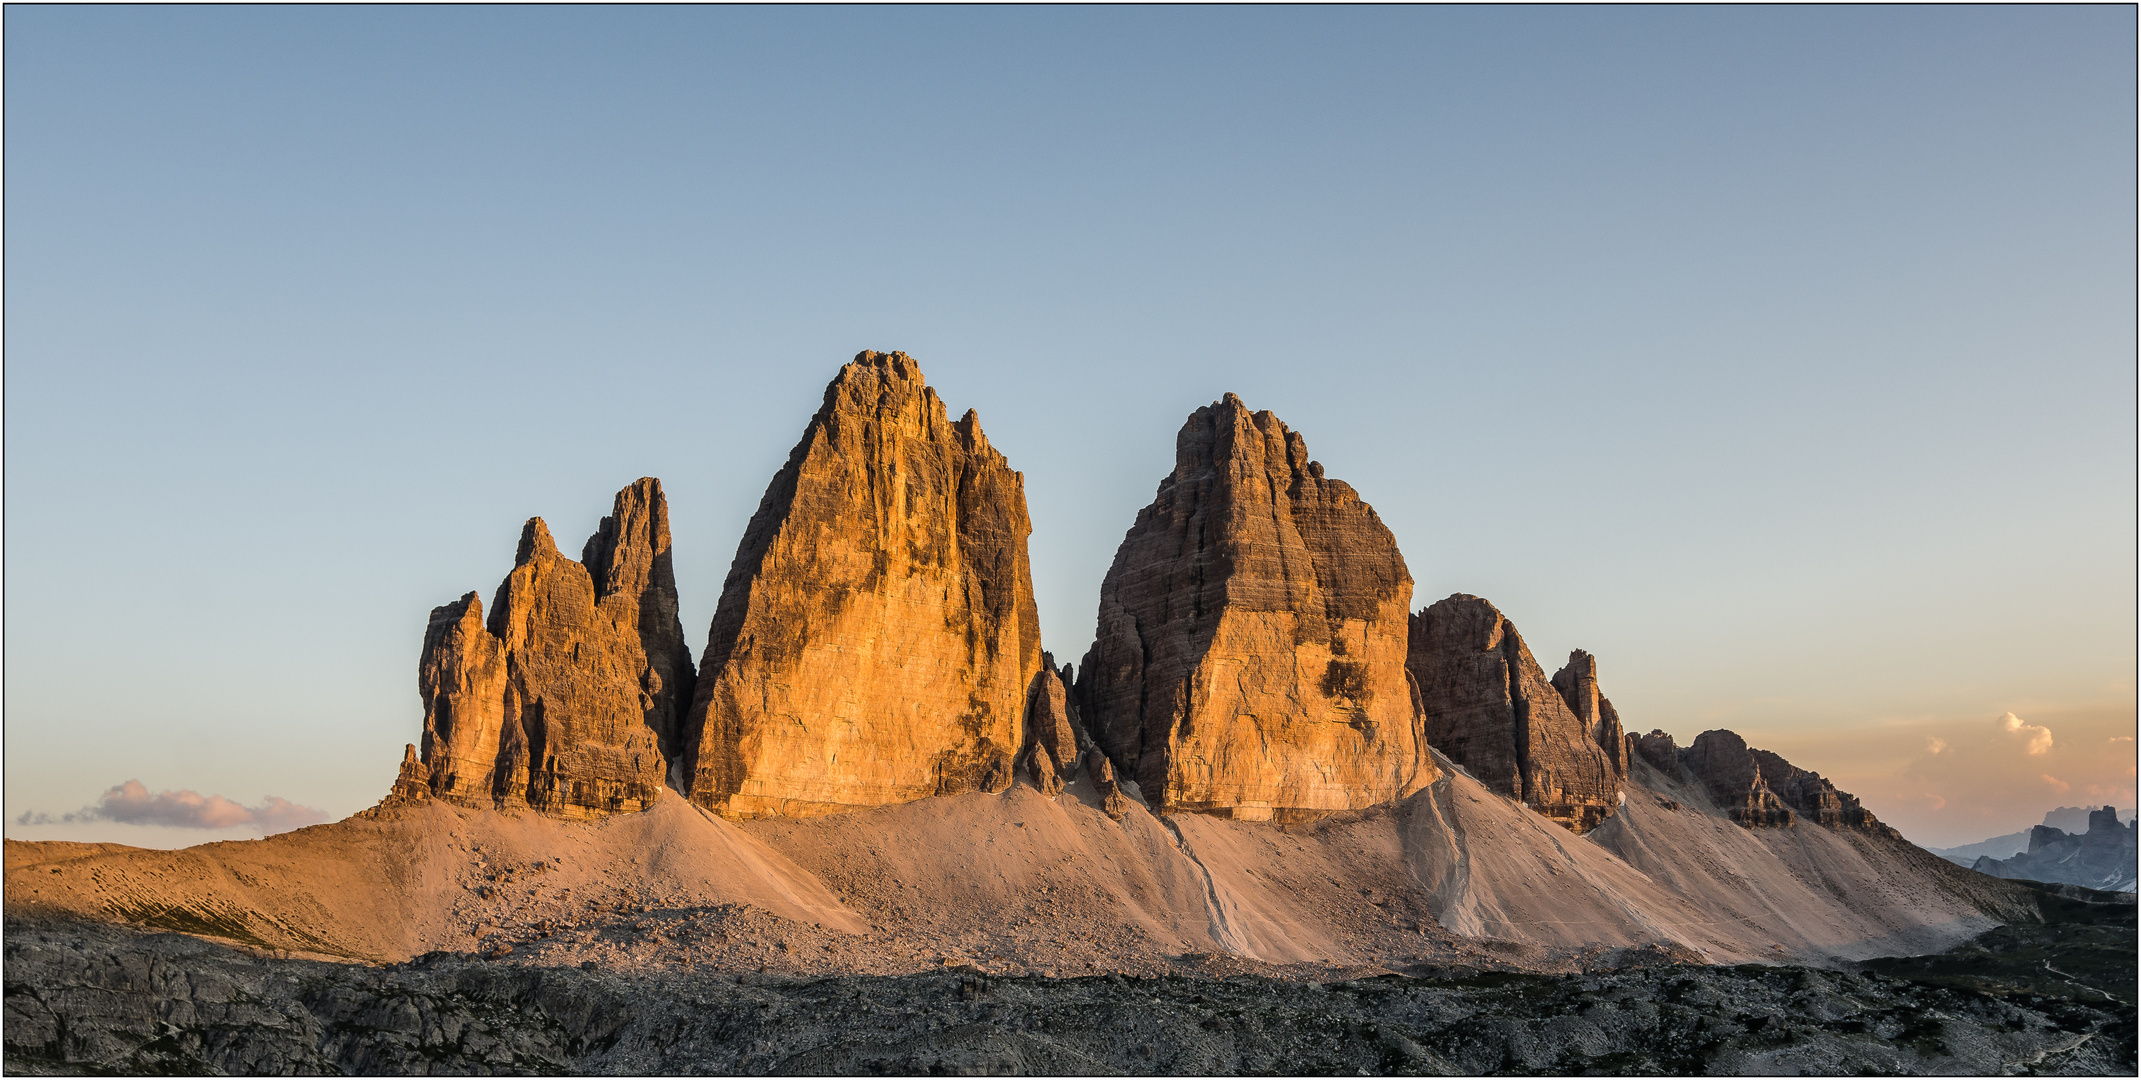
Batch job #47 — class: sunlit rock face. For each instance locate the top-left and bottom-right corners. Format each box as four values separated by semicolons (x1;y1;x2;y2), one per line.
1407;594;1624;833
417;479;690;819
418;592;511;807
580;479;698;764
680;352;1043;819
1075;394;1435;822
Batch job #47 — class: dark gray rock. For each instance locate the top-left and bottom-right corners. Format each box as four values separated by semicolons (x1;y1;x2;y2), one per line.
7;917;2131;1076
1974;806;2139;893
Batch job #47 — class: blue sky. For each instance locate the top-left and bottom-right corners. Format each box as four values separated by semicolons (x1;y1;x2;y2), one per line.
5;6;2133;848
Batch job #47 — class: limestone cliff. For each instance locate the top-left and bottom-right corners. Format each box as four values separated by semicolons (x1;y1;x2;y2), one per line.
418;593;511;807
1748;747;1877;829
1074;394;1433;822
680;352;1043;819
1680;729;1881;831
581;478;697;761
1550;650;1626;781
1680;730;1796;828
416;479;690;819
1630;729;1683;775
1407;594;1624;833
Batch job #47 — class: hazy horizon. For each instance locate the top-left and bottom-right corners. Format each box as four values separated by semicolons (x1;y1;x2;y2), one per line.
6;6;2133;851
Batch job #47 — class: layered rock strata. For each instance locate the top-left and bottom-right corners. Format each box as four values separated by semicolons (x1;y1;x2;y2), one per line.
416;479;690;819
1074;394;1433;822
581;479;698;761
1407;594;1624;833
1748;747;1877;829
680;352;1044;819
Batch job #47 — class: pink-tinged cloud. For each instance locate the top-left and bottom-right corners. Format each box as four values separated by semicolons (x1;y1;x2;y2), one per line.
2001;712;2054;755
1846;706;2137;847
14;780;328;833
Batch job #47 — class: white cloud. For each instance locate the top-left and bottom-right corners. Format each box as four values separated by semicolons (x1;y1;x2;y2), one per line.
1925;737;1948;754
2001;712;2053;755
14;780;327;833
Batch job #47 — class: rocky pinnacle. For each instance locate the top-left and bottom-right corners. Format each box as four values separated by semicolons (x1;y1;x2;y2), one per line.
416;479;688;819
1075;393;1435;821
678;351;1044;819
1407;594;1625;833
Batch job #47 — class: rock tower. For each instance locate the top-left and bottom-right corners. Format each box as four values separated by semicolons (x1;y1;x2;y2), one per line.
1075;394;1434;821
679;351;1045;819
1680;729;1879;830
1407;594;1624;833
417;478;692;819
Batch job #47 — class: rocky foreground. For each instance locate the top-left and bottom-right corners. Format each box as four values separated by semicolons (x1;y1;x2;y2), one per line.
6;883;2131;1076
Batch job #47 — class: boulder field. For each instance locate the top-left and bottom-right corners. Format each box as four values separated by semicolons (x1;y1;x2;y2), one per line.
2;350;2053;976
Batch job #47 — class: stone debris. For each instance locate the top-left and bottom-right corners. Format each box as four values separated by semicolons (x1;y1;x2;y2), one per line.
7;914;2131;1076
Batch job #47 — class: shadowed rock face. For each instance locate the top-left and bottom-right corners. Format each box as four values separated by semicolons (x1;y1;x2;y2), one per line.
1407;594;1624;833
680;352;1043;819
1682;730;1796;828
1681;730;1880;831
1024;657;1082;778
417;479;690;819
1974;807;2139;893
1074;394;1433;822
1550;650;1625;780
1748;748;1876;829
1630;729;1683;776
